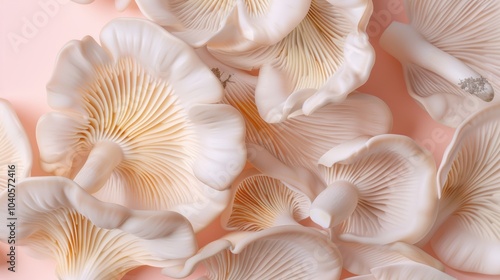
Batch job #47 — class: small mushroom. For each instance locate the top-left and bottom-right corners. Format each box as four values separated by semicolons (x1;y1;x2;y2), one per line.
0;99;32;191
0;177;197;280
380;0;500;127
71;0;133;12
162;226;342;279
197;48;392;180
427;103;500;274
310;135;438;244
136;0;311;48
220;168;311;231
36;19;246;231
209;0;375;122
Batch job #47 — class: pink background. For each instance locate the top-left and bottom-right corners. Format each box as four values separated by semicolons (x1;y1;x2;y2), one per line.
0;0;494;279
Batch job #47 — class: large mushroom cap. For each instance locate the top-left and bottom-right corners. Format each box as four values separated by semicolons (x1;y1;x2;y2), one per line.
0;176;198;280
163;226;342;280
0;99;32;191
380;0;500;127
36;18;246;231
431;103;500;274
312;135;438;244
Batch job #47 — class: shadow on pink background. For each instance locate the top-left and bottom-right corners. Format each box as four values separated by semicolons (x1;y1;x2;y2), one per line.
0;0;494;279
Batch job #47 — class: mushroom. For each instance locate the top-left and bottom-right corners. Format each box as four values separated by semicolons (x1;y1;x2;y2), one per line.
0;176;197;280
197;48;392;181
162;225;342;279
310;135;438;244
337;241;444;276
425;103;500;274
71;0;133;12
209;0;374;122
36;19;246;231
380;0;500;127
220;168;311;231
0;99;32;192
344;263;456;280
136;0;311;48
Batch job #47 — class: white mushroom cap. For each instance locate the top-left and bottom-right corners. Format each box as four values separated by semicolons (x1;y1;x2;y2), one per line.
209;0;374;122
36;19;246;231
220;168;311;231
136;0;311;48
0;99;32;191
429;103;500;274
162;225;342;279
344;263;456;280
380;0;500;127
311;135;438;244
0;176;197;280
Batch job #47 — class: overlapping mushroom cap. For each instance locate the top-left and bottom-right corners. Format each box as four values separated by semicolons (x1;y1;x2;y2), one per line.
208;0;375;122
162;226;342;280
36;19;246;231
428;103;500;274
311;135;438;244
136;0;312;48
380;0;500;127
0;99;32;191
0;176;197;280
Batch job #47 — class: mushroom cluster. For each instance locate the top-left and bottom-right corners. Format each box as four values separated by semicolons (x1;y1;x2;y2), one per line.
2;0;500;279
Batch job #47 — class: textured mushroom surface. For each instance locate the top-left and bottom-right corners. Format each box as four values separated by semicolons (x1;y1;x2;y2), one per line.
429;104;500;274
312;135;437;244
0;99;32;192
380;0;500;127
162;226;342;280
36;18;246;231
209;0;374;122
0;177;198;280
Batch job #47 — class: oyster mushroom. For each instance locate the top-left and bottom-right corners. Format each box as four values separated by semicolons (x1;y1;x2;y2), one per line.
310;135;438;244
0;176;197;280
197;48;391;181
426;103;500;274
344;263;456;280
220;168;311;231
0;99;32;191
380;0;500;127
71;0;133;12
136;0;311;48
209;0;374;122
162;226;342;279
36;19;246;230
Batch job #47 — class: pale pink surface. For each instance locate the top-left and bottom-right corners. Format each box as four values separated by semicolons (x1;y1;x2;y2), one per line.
0;0;495;279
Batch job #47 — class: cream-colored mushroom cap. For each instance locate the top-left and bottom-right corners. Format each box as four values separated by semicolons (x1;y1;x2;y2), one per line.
136;0;311;48
0;176;198;280
220;168;311;231
380;0;500;127
36;18;246;231
344;263;456;280
0;99;32;191
429;103;500;274
162;226;342;279
210;0;374;122
311;135;438;244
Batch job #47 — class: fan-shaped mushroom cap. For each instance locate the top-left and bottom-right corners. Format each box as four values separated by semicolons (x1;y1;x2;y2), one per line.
380;0;500;127
208;0;374;122
345;263;456;280
220;168;311;231
162;225;342;279
136;0;311;48
429;103;500;274
0;176;197;280
0;99;32;191
36;19;245;231
196;48;391;182
71;0;133;11
311;135;438;244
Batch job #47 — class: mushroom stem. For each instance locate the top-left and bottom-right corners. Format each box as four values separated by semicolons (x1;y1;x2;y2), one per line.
73;141;124;194
309;180;358;228
380;21;494;102
273;213;302;227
